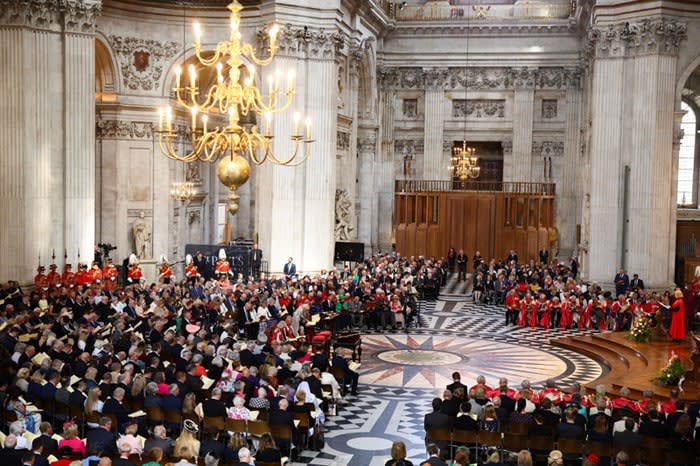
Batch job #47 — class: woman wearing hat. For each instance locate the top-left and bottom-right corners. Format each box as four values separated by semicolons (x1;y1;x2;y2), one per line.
174;419;200;459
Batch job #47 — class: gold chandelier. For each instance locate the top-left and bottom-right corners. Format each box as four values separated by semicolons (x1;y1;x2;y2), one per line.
450;142;480;180
157;1;314;215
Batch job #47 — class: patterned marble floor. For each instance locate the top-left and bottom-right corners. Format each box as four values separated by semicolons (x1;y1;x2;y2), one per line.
292;281;605;466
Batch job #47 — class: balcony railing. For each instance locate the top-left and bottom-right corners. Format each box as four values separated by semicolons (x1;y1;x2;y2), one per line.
395;179;556;195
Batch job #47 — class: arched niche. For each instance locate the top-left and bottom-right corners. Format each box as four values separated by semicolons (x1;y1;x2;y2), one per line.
95;37;118;102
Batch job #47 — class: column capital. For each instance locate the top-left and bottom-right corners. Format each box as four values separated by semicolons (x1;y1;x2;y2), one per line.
506;67;538;90
423;67;449;91
0;0;101;33
258;24;343;61
586;18;687;59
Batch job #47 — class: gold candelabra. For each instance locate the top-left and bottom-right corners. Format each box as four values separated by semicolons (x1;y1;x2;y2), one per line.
170;181;198;202
156;1;314;215
450;141;480;181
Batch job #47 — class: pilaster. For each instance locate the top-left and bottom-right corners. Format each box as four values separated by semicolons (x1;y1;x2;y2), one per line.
510;68;536;182
423;68;447;180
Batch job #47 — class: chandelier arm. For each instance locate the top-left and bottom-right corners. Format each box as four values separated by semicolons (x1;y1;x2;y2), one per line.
194;43;224;67
240;43;276;67
158;134;200;163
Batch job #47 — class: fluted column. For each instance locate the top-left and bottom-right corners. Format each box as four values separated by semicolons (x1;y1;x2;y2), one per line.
64;29;97;265
302;52;338;272
357;129;379;252
255;24;340;273
559;70;583;257
510;69;536;182
585;18;686;287
423;68;446;180
0;0;100;282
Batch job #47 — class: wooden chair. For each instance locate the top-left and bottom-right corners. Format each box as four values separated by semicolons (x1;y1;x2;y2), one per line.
502;433;528;453
128;453;143;466
668;448;695;466
426;426;452;458
163;409;182;432
247;420;271;438
507;422;529;435
203;416;226;431
270;423;293;459
329;366;346;392
640;437;668;466
528;434;555;464
585;440;612;459
292;411;311;449
225;418;247;434
556;438;584;461
478;431;502;450
145;406;164;425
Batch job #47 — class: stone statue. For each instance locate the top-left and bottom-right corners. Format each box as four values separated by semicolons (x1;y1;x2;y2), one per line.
335;188;354;241
132;211;152;259
185;162;201;183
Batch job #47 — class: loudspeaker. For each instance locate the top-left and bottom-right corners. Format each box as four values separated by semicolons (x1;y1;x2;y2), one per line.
334;241;364;262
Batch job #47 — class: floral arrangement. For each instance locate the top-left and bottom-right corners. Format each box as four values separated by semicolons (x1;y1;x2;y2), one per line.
627;315;652;342
655;351;685;386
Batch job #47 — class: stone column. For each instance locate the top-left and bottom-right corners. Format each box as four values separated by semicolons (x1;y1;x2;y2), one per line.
357;129;379;252
559;68;583;257
585;18;686;287
510;68;536;182
501;139;513;180
255;25;340;273
0;0;100;282
64;6;99;265
423;68;447;180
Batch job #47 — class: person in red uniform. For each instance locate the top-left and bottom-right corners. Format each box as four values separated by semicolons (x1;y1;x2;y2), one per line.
89;261;103;285
102;257;119;292
46;263;62;290
505;289;520;326
534;293;548;328
34;265;49;292
158;255;174;284
61;263;76;289
669;288;686;342
76;263;91;288
215;248;232;279
560;295;573;329
184;254;200;285
127;254;143;285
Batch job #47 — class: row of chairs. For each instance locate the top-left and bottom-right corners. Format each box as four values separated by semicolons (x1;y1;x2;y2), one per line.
426;426;699;466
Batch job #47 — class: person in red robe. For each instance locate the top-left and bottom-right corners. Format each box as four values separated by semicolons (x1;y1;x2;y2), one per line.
34;265;49;292
504;289;520;326
518;293;533;327
102;258;119;292
61;263;76;289
46;263;61;290
669;288;686;341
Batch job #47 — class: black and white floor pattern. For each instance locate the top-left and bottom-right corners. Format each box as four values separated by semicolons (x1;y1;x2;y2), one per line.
292;285;605;466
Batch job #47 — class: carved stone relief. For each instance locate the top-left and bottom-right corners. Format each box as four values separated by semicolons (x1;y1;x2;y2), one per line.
542;99;558;119
108;35;178;92
337;131;350;152
96;120;153;139
586;19;687;59
402;99;418;118
0;0;101;33
335;188;354;241
532;141;565;157
452;99;505;118
258;24;343;60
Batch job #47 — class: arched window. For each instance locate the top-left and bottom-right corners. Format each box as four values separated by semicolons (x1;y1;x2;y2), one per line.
678;101;697;206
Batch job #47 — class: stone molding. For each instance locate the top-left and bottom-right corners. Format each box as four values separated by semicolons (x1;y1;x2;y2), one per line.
337;131;350;152
502;139;513;154
96;119;154;139
358;136;377;155
452;99;505;118
257;24;343;61
0;0;101;33
532;140;564;157
586;18;687;59
379;66;582;91
108;35;178;92
394;139;424;157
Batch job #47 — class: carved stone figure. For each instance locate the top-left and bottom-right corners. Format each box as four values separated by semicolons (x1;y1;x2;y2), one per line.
335;189;354;241
132;211;152;259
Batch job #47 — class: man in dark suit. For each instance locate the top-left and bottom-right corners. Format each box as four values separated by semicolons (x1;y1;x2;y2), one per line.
555;407;585;441
202;388;227;418
250;244;262;278
112;441;136;466
424;398;450;449
613;418;641;449
36;422;58;456
310;351;329;373
268;399;295;451
440;390;460;417
420;444;448;466
283;258;296;279
614;268;629;297
305;368;323;400
86;417;117;456
102;388;129;430
161;384;183;412
143;425;174;457
2;435;25;466
446;372;467;395
453;401;478;431
664;400;686;429
638;410;668;438
199;427;226;459
331;350;359;396
630;274;645;291
30;439;49;466
538;248;549;265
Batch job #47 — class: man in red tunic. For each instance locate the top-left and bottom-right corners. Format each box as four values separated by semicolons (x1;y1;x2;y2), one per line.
61;263;76;289
89;261;103;286
505;289;520;326
215;248;232;279
46;263;62;290
158;255;174;284
76;263;91;288
102;258;119;292
127;254;143;285
184;254;200;285
34;266;49;292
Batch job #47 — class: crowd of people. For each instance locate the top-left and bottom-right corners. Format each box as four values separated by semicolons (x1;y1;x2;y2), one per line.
0;250;451;466
414;372;699;466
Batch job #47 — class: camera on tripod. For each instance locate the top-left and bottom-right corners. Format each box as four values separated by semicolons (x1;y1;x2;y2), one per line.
98;243;117;256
